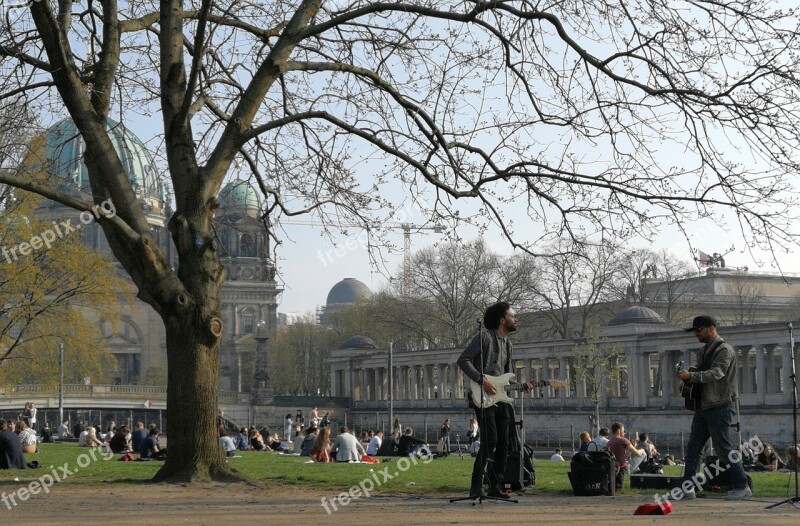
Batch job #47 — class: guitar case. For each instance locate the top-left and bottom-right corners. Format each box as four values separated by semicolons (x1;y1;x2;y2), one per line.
502;407;535;491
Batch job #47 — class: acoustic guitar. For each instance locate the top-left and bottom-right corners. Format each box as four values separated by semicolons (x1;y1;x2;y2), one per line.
677;361;701;411
469;373;569;409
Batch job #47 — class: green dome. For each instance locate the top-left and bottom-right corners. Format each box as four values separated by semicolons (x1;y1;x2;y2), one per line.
219;180;261;211
38;117;163;201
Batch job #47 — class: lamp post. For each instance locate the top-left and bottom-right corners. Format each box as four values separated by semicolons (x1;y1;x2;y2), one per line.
58;342;64;424
388;341;393;432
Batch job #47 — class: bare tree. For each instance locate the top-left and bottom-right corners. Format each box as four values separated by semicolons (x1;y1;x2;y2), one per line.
572;328;624;437
1;1;799;482
611;248;701;323
530;239;621;339
724;277;765;326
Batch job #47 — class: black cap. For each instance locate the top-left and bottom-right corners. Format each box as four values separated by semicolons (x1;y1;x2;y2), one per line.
685;315;717;332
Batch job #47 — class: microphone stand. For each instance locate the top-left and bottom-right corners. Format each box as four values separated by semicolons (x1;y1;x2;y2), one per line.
766;323;800;509
451;318;517;505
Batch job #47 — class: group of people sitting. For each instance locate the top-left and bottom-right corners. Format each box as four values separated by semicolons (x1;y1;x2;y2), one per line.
741;441;800;472
227;426;287;453
576;424;659;490
75;421;165;460
0;419;36;469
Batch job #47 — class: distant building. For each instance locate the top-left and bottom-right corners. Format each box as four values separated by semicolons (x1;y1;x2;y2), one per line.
317;277;371;325
23;117;281;390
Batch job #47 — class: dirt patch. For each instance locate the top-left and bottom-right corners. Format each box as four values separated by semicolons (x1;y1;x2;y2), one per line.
10;482;800;525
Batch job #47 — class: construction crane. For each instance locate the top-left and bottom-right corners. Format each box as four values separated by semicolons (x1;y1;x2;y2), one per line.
397;223;445;296
280;219;444;295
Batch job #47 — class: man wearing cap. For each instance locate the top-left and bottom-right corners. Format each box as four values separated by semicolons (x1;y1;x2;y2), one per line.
674;315;751;501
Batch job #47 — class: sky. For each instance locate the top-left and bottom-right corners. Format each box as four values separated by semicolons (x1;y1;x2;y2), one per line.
271;214;800;316
17;2;800;316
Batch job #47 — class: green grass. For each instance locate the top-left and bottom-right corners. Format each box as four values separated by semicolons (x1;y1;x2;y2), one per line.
0;444;797;498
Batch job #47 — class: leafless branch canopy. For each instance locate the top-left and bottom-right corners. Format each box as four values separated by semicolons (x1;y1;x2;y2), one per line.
1;0;799;294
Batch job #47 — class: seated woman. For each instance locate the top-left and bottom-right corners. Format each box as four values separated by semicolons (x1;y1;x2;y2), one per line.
84;427;103;448
16;421;38;454
310;427;333;463
250;429;266;451
579;431;591;452
267;433;285;452
754;442;784;471
140;428;167;460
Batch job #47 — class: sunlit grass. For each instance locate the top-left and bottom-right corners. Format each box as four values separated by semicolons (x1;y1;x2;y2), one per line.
0;444;796;498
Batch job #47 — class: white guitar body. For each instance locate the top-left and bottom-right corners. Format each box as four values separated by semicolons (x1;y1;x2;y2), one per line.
469;372;518;409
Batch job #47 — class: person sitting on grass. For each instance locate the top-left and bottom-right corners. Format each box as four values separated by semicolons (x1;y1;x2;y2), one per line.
300;426;318;457
267;433;285;452
235;427;250;451
109;426;132;453
220;428;236;458
0;419;27;470
397;427;426;457
376;431;400;456
84;427;103;448
754;442;785;472
16;420;38;454
250;429;266;451
131;422;148;453
140;428;166;460
331;426;366;463
310;427;333;463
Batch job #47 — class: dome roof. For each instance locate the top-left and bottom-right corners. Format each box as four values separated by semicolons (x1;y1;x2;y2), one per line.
219;180;261;211
326;278;371;305
339;335;378;349
609;305;666;326
36;117;163;201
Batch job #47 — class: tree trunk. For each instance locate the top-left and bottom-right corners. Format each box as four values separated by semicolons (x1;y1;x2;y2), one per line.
152;316;235;482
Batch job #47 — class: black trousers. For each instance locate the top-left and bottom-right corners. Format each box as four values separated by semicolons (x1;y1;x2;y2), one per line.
471;403;512;490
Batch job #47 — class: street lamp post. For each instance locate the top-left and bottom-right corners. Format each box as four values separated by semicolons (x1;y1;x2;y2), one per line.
388;341;393;432
58;342;64;424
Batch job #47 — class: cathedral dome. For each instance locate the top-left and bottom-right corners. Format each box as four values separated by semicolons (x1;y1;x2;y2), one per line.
609;305;666;326
34;117;163;202
326;278;371;306
219;180;261;215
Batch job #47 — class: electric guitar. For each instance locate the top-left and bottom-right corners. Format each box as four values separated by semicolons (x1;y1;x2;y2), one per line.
469;373;569;409
677;361;701;411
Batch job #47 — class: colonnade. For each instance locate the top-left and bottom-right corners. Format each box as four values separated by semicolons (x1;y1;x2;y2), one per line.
329;321;800;412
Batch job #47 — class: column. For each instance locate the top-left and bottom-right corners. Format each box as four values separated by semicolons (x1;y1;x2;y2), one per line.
438;364;448;403
660;351;672;406
542;358;551;397
559;357;568;398
409;365;418;400
756;347;766;405
741;348;753;394
783;343;794;405
765;345;779;393
425;365;436;400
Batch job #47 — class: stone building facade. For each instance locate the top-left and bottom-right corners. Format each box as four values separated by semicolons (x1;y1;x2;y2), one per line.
26;118;280;390
329;307;800;447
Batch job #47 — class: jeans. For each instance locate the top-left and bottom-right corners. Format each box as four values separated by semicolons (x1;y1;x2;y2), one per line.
471;403;511;491
682;402;747;490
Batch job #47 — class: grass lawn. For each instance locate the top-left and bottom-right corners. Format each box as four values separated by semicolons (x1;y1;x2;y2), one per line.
0;444;797;498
